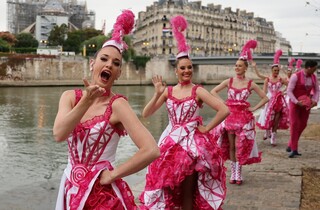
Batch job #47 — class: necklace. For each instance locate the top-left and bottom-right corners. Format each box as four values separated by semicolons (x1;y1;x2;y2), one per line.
179;80;191;86
236;75;245;80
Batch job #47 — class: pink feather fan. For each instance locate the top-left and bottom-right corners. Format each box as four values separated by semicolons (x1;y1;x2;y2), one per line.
296;59;303;70
102;10;135;53
288;58;296;70
239;40;257;61
272;49;282;67
170;15;190;58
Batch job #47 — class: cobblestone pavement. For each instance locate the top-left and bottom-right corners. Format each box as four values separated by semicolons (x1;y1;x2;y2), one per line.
132;108;320;210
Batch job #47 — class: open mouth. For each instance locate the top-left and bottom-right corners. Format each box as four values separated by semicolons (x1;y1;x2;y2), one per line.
101;71;111;81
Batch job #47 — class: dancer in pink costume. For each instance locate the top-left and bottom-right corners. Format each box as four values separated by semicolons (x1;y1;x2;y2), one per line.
210;40;269;185
284;58;296;105
256;50;289;146
295;59;303;72
53;10;160;210
286;57;296;81
286;59;319;158
139;15;229;210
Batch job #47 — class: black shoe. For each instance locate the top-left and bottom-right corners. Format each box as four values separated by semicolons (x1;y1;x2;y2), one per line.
288;150;302;158
286;147;291;152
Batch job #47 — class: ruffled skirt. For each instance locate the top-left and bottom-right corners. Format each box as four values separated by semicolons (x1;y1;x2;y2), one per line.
139;126;226;210
256;92;289;130
56;163;137;210
211;107;261;165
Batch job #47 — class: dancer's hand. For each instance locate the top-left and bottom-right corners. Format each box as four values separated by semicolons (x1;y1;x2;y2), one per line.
251;61;257;68
83;78;106;101
152;75;166;95
311;100;318;108
297;101;304;107
100;169;115;185
197;125;208;133
248;107;254;112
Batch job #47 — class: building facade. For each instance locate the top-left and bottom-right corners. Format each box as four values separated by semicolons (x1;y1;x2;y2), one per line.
133;0;291;57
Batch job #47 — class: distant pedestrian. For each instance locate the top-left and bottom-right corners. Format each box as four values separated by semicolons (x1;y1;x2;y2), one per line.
53;10;159;210
210;40;269;185
139;15;229;210
256;49;289;146
286;59;319;158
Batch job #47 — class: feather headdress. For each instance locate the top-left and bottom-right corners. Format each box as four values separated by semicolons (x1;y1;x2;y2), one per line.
102;10;135;53
288;58;296;71
295;59;303;71
271;49;282;67
239;40;257;61
170;15;190;59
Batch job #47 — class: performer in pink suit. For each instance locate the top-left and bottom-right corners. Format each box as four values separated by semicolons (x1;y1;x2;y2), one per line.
53;10;160;210
139;15;229;210
286;59;319;158
256;49;289;146
210;40;269;185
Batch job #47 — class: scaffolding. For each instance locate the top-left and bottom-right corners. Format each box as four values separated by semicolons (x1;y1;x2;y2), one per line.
6;0;95;34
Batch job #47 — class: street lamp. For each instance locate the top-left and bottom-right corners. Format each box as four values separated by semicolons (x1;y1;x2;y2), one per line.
142;42;149;55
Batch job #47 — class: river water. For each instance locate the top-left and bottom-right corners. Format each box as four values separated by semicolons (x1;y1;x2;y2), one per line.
0;85;260;208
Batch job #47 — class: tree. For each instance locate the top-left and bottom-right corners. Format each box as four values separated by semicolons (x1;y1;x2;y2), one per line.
63;28;105;54
122;35;135;62
14;33;38;48
47;24;68;46
0;38;10;52
0;32;17;46
82;35;108;56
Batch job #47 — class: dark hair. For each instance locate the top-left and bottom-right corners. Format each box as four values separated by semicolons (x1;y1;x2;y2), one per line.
238;58;249;67
175;56;191;67
305;60;318;68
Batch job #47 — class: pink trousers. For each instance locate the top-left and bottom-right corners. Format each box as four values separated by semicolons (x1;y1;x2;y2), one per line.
288;102;310;151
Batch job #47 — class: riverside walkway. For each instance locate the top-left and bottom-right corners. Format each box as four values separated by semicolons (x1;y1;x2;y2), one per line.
131;107;320;210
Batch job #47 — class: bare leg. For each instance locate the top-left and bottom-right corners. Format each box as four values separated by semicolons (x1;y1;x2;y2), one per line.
271;112;281;146
228;132;236;162
272;112;281;133
181;173;198;210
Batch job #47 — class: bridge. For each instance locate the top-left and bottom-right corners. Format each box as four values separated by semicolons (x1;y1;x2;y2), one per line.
168;55;320;66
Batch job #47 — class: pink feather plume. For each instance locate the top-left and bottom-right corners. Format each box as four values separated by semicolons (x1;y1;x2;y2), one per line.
296;59;303;69
288;58;295;69
273;49;282;65
240;40;257;61
111;10;135;50
170;15;190;53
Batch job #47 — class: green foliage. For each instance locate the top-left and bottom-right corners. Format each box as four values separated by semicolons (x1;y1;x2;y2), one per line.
122;35;135;62
132;55;151;69
14;33;38;48
123;47;135;62
0;38;10;52
0;32;17;46
13;48;37;54
63;28;104;54
48;24;68;46
82;35;108;56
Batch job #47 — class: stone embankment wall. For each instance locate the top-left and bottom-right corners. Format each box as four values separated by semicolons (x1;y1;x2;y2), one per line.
146;56;272;84
0;55;271;86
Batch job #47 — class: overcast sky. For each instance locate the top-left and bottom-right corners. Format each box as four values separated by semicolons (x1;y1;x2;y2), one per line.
0;0;319;53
